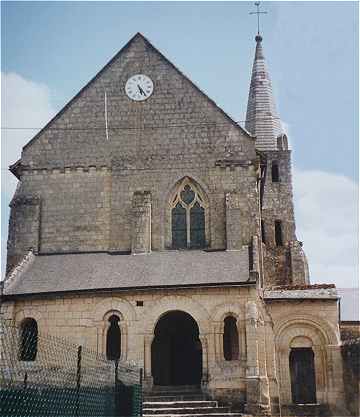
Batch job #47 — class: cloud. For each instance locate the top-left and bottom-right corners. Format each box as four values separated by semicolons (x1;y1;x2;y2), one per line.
293;169;358;289
1;72;56;192
1;72;56;276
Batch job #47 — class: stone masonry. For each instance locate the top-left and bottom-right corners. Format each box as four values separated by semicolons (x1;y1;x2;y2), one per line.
2;33;352;417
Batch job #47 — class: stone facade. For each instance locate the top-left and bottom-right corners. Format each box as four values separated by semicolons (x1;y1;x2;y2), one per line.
1;33;352;416
340;322;359;416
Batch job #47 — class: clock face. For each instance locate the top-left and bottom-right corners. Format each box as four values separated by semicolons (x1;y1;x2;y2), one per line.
125;74;154;101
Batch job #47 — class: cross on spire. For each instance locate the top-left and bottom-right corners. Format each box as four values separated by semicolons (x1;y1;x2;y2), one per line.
249;2;267;37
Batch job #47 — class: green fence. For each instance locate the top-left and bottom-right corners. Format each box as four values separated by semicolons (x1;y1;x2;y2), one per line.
0;320;142;416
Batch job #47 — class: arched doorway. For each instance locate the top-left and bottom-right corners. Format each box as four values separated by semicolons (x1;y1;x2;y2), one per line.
151;311;202;386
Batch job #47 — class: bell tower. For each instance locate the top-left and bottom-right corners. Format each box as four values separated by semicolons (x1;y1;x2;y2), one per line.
246;30;309;287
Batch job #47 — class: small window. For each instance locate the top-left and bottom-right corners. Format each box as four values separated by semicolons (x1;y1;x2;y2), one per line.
271;161;280;182
106;315;121;360
275;220;283;246
223;316;239;361
261;220;266;243
19;318;38;361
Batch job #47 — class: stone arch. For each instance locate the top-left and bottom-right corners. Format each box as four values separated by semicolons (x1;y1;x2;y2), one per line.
93;297;136;323
210;302;245;362
14;309;43;326
142;295;212;386
274;315;338;405
163;175;211;207
144;295;211;335
14;311;42;363
163;176;211;249
275;314;339;347
210;302;244;323
93;298;136;360
290;335;313;348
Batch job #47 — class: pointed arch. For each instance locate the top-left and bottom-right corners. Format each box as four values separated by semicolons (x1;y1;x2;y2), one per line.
165;176;210;249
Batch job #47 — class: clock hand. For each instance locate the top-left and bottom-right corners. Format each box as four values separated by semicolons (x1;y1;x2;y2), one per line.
137;84;147;96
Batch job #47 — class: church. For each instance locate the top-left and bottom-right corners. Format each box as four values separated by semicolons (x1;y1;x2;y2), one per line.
1;32;352;416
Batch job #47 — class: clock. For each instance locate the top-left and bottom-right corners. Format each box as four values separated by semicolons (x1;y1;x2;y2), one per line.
125;74;154;101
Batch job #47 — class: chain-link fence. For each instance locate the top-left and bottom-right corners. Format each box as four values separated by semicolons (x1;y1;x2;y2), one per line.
0;319;142;416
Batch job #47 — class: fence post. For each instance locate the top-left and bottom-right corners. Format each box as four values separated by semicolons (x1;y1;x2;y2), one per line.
114;359;119;416
139;368;143;416
76;345;82;417
115;359;119;383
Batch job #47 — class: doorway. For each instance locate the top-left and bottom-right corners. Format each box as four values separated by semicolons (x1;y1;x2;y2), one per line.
151;311;202;386
290;348;317;404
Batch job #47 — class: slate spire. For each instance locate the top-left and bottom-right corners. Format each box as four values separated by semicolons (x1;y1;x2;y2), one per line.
245;34;283;150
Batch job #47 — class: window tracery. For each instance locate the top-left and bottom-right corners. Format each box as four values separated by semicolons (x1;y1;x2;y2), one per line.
171;179;206;249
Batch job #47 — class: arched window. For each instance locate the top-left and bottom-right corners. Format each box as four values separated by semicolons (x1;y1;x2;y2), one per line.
171;179;206;249
277;134;288;150
106;315;121;360
19;318;38;361
223;316;239;361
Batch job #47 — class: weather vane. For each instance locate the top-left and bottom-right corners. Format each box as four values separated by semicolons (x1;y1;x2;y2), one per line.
249;2;268;36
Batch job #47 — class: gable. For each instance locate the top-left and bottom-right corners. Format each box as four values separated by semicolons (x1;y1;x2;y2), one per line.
19;33;255;171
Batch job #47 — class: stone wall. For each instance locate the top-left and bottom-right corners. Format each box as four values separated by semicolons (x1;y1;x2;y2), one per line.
265;297;346;416
7;195;41;273
1;285;260;405
1;286;346;415
260;150;309;287
7;34;259;269
340;321;359;416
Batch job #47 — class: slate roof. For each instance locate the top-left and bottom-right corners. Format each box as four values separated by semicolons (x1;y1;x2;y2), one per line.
4;250;250;296
245;35;283;151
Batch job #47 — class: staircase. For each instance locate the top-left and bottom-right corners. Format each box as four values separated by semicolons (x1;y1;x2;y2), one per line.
143;386;249;417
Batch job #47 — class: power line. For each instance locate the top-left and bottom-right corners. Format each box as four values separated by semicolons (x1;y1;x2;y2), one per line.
1;117;283;132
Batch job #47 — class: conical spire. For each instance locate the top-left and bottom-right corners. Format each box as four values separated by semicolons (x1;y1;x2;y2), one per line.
245;35;283;150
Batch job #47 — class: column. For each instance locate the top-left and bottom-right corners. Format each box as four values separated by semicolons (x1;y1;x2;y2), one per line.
143;335;154;389
132;191;151;254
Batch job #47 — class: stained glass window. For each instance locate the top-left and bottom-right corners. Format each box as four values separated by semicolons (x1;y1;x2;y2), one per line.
190;202;205;248
172;203;187;248
171;180;206;249
180;185;195;205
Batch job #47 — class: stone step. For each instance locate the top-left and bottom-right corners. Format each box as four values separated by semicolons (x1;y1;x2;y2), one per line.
143;407;230;415
142;414;244;417
144;395;209;402
143;401;218;409
151;385;200;392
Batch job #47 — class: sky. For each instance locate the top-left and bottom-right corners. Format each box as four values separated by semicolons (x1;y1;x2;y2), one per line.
1;1;358;317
